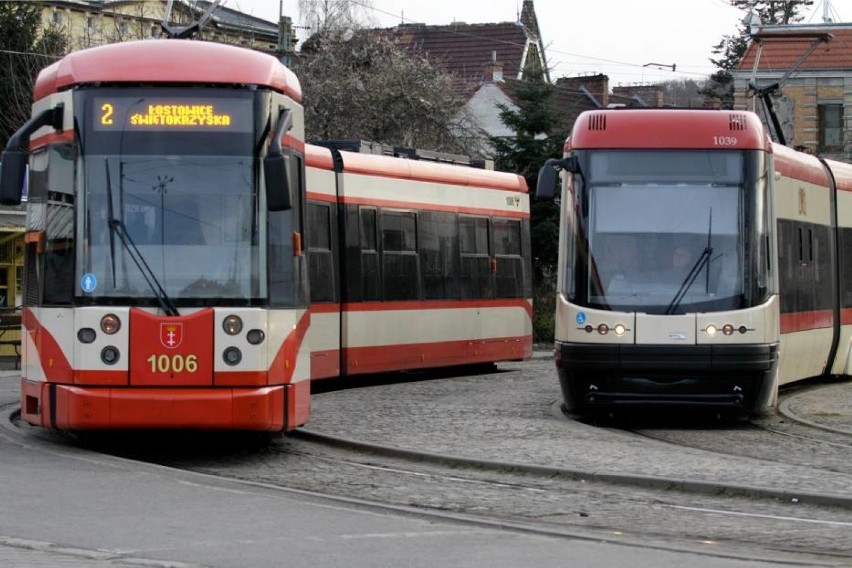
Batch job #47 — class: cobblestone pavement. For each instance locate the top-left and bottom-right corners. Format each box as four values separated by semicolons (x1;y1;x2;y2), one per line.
304;358;852;499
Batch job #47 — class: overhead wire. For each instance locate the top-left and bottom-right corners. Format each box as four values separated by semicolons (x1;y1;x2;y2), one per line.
343;0;718;81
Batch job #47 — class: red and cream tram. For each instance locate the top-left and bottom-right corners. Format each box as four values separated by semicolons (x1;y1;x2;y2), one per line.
0;39;532;432
537;109;852;416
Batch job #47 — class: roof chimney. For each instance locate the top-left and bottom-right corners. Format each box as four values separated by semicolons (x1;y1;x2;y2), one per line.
484;51;504;82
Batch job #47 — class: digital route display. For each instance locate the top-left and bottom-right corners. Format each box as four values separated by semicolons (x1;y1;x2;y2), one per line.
93;97;252;132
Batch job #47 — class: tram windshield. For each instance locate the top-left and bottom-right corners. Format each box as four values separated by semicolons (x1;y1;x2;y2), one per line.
580;150;750;314
77;89;263;305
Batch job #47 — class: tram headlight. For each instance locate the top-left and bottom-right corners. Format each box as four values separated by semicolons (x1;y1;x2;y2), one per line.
101;346;120;365
223;346;242;366
613;324;626;336
722;324;735;336
223;315;243;336
77;328;96;344
100;314;121;335
246;329;265;345
597;323;609;335
705;325;718;337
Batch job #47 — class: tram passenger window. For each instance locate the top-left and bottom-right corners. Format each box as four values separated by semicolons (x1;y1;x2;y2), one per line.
494;219;523;298
360;208;380;301
268;209;297;306
459;216;492;299
420;212;458;300
307;202;334;302
840;228;852;309
381;211;418;301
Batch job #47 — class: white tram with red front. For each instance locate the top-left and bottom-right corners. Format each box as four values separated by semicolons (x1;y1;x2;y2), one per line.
537;109;852;416
0;39;532;432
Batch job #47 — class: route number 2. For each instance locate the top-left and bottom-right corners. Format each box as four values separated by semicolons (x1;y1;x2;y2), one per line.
147;354;198;373
100;103;114;126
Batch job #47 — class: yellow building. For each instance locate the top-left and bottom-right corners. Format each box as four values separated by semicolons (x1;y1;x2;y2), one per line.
29;0;281;53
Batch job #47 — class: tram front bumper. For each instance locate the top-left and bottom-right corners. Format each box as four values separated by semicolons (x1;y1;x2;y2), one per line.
555;342;779;414
20;380;310;432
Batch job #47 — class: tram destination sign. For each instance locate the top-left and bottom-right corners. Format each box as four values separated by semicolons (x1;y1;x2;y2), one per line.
93;97;252;132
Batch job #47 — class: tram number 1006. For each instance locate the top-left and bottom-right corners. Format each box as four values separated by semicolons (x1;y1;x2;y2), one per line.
147;354;199;373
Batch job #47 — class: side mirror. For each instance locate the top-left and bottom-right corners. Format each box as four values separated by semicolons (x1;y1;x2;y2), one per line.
0;105;63;206
265;153;292;212
0;150;28;205
535;159;561;201
535;156;579;201
266;108;293;212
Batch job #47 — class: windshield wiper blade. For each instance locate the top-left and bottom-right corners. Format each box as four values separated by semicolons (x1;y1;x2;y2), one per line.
104;158;179;317
108;219;180;317
666;246;712;315
105;161;117;286
666;209;714;315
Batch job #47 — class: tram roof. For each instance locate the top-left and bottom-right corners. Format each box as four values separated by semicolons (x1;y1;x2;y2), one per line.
34;40;302;103
338;149;528;193
565;109;771;152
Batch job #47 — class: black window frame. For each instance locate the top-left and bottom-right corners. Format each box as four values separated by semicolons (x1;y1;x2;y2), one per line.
380;209;419;301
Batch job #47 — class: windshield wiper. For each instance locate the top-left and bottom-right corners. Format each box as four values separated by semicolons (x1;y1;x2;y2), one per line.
666;210;713;315
105;159;180;317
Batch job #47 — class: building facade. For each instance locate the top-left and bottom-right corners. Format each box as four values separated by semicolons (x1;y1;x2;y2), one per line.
734;23;852;161
27;0;280;52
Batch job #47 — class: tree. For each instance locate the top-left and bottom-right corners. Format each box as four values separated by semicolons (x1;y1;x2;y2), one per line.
701;1;814;108
659;78;706;108
0;3;67;149
297;0;376;36
293;32;477;153
489;67;567;341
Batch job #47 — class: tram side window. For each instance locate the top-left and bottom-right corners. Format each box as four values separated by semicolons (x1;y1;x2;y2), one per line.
42;144;76;306
840;228;852;309
493;218;523;298
459;215;492;299
360;208;380;301
419;211;459;300
307;202;335;302
381;210;418;300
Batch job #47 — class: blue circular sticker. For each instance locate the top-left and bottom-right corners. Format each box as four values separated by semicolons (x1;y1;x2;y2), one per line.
81;273;98;293
575;311;586;325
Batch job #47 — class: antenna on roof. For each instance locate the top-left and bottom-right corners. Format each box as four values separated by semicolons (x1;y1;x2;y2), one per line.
161;0;222;39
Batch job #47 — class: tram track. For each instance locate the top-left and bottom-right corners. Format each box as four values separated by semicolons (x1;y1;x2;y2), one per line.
5;406;845;567
4;361;852;564
613;383;852;481
5;392;852;565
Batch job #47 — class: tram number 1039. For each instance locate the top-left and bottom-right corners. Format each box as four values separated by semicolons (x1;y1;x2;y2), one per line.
712;136;738;146
147;354;199;373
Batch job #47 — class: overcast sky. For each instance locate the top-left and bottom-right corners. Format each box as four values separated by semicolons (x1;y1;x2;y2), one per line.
222;0;843;86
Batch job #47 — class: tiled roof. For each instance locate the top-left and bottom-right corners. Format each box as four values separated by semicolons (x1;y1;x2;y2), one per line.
494;79;600;134
385;21;532;84
738;24;852;73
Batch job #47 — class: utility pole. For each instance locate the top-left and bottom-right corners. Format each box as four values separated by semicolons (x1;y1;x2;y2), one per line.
277;1;297;67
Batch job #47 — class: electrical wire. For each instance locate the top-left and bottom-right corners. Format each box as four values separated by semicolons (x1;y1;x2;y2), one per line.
344;0;720;80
